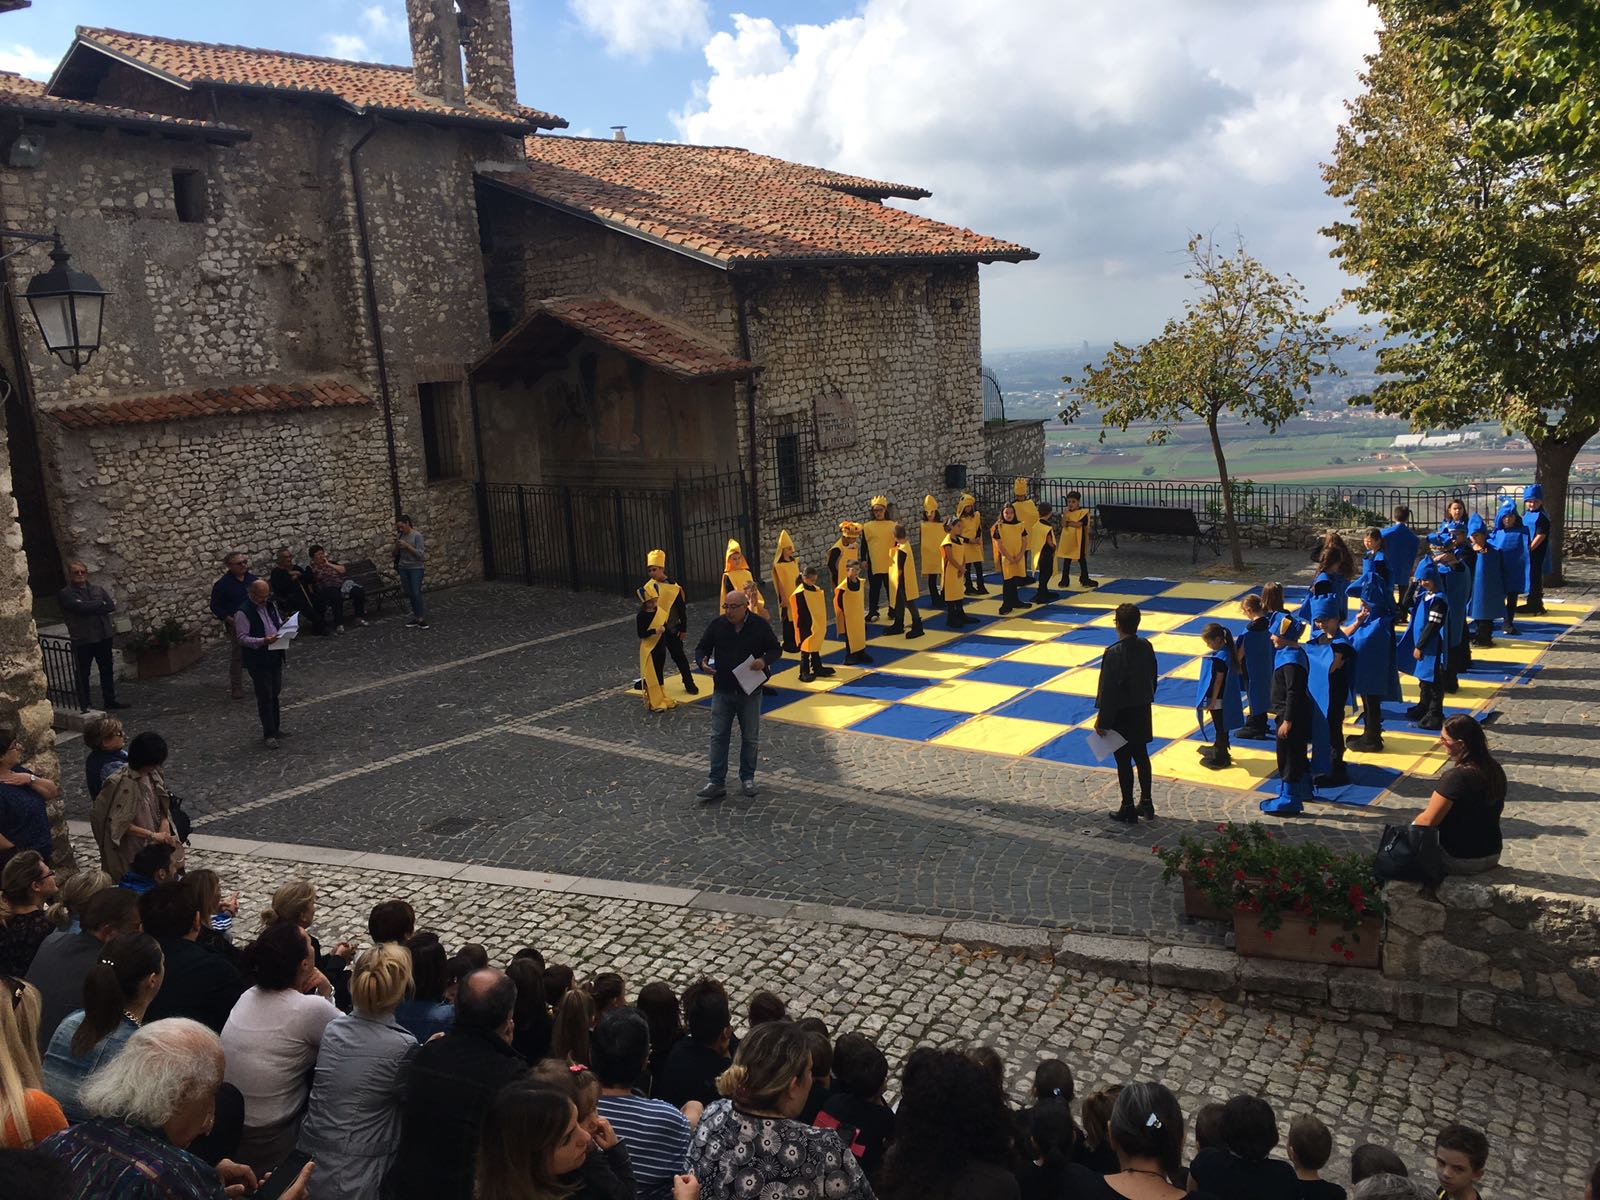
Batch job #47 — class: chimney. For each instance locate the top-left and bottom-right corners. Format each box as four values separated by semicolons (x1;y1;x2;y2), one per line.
611;126;627;142
406;0;465;105
458;0;518;111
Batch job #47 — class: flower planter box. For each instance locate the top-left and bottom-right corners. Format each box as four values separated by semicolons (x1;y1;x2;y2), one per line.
1180;870;1232;922
131;636;202;680
1233;906;1383;968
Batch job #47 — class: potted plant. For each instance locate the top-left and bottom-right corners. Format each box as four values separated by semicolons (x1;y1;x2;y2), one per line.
1154;821;1271;923
124;618;202;679
1156;821;1385;966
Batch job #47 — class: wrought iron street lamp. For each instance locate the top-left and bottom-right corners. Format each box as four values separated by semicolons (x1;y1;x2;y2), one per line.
1;228;109;372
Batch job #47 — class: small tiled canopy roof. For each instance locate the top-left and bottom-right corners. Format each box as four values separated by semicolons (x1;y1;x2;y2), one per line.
49;27;566;133
52;380;373;428
474;297;753;383
0;70;250;142
478;136;1037;268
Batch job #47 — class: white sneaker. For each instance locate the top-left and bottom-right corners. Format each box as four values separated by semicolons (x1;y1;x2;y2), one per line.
335;625;345;635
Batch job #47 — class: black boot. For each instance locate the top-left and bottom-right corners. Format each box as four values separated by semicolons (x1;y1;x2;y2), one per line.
999;579;1017;614
1416;682;1445;730
1135;797;1156;821
1315;764;1350;788
907;609;925;639
1235;721;1268;740
814;653;836;678
1081;571;1099;589
799;654;816;683
1109;803;1139;825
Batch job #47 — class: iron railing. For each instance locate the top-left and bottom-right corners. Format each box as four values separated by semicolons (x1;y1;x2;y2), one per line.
38;632;79;711
971;475;1600;532
478;468;755;601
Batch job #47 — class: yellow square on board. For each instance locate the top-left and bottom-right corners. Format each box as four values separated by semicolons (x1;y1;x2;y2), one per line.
1149;704;1203;739
1168;657;1205;680
769;664;868;694
889;650;991;679
963;597;1006;616
1203;601;1254;620
1062;591;1151;611
768;691;887;730
903;679;1025;713
933;713;1062;756
1086;609;1191;631
871;626;961;652
1150;741;1279;791
978;617;1065;642
1161;581;1252;601
1472;641;1542;665
1148;632;1212;658
660;675;712;704
1038;667;1102;697
1007;641;1106;669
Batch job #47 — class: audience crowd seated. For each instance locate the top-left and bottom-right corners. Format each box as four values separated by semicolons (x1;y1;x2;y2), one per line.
2;865;1587;1200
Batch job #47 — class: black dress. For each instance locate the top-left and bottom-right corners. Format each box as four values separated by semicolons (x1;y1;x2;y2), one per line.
1095;636;1158;744
1061;1163;1220;1200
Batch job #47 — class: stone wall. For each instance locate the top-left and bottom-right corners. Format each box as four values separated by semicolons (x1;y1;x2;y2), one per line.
0;431;65;866
0;71;515;633
1382;879;1600;1070
744;264;986;573
983;419;1046;479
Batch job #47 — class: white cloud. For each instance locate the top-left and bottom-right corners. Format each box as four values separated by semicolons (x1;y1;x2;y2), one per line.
673;0;1379;347
324;32;371;60
362;3;405;41
0;42;57;80
569;0;711;59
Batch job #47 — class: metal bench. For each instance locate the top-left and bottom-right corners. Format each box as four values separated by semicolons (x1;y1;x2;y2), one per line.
1097;503;1221;563
344;558;403;614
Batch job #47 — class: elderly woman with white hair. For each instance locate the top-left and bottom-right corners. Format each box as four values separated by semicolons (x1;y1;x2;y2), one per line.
34;1017;314;1200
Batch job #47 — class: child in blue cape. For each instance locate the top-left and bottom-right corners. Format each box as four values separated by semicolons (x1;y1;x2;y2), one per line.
1381;505;1420;608
1399;560;1449;730
1197;622;1244;770
1307;596;1355;788
1261;613;1314;817
1233;593;1273;740
1490;499;1531;634
1467;515;1503;647
1522;484;1551;614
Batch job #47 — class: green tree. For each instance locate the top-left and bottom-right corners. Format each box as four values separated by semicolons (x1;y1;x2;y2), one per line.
1325;2;1600;581
1060;235;1354;571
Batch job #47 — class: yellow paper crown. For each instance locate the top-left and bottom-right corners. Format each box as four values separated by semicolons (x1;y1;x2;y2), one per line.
870;495;889;509
923;494;938;516
1013;477;1028;497
646;549;666;569
775;529;794;555
839;520;862;536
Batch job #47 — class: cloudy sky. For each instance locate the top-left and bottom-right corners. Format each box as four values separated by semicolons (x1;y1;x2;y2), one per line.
2;1;1379;349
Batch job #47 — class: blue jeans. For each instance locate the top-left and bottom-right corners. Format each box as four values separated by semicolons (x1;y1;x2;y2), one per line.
399;567;426;619
707;687;761;786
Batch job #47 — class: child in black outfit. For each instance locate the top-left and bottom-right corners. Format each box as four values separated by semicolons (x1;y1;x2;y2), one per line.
1433;1123;1489;1200
815;1031;896;1185
1288;1114;1346;1200
1262;614;1314;817
1096;604;1159;824
1190;1094;1299;1200
1309;604;1354;789
1031;503;1059;604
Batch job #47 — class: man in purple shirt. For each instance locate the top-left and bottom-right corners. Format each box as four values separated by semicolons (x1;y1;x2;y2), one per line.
233;579;287;748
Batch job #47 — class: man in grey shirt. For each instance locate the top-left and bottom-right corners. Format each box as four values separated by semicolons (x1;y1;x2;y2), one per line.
58;561;127;711
393;514;429;629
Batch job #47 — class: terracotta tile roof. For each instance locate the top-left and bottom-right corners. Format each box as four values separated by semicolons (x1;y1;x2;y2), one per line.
0;69;250;141
51;380;374;429
57;27;565;132
475;296;754;382
480;136;1037;267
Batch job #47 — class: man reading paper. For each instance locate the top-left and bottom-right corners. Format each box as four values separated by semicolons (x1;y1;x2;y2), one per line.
694;588;783;802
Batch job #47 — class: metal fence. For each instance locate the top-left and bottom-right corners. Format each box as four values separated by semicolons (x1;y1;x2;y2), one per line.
971;475;1600;532
478;468;755;601
38;632;79;710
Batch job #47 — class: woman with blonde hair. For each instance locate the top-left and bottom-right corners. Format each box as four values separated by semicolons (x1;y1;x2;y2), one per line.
45;867;111;933
260;878;352;1008
687;1020;872;1199
0;974;67;1148
297;942;419;1199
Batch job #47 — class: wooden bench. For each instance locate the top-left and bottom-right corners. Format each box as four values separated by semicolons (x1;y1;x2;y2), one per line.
344;558;404;614
1096;504;1221;563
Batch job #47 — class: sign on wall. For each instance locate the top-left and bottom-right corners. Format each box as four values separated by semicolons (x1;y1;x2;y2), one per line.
813;386;857;452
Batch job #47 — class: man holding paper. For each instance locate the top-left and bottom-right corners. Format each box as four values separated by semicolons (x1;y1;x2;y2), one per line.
693;588;783;801
234;579;291;749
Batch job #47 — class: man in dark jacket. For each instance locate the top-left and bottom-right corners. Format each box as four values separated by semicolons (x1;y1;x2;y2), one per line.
693;591;783;801
208;552;258;701
26;886;140;1050
391;968;525;1200
233;579;287;749
268;546;323;635
58;562;127;712
139;881;244;1033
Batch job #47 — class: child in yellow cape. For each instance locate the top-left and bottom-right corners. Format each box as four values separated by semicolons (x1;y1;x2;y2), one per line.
956;493;987;594
1011;477;1042;581
791;564;834;682
862;495;897;623
640;548;697;694
940;520;973;628
991;502;1033;615
828;520;862;591
772;530;800;652
885;522;925;638
920;495;945;609
833;557;872;664
635;590;676;713
721;539;756;612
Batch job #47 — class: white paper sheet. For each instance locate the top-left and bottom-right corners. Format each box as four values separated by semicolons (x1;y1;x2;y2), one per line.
1085;728;1126;761
732;653;767;695
270;612;300;651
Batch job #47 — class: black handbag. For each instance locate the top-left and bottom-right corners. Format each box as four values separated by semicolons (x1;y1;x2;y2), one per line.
1374;822;1444;888
168;793;193;845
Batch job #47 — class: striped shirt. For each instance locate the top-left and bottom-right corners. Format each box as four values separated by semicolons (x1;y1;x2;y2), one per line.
596;1091;691;1200
37;1117;225;1199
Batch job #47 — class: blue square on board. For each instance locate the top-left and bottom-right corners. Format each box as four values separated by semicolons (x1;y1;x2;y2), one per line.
850;705;971;742
759;687;806;715
941;635;1034;659
821;644;912;669
1154;676;1196;707
1031;604;1107;624
1138;595;1220;615
832;672;936;702
1094;577;1169;596
1151;651;1191;676
1172;616;1232;636
994;691;1099;727
1054;625;1120;647
965;660;1076;689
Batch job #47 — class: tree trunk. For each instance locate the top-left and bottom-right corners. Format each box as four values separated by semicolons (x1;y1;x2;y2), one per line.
1532;429;1594;586
1207;414;1246;571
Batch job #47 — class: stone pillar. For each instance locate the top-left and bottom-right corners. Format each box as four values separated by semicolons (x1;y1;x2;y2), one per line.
407;0;464;104
0;429;68;869
460;0;518;110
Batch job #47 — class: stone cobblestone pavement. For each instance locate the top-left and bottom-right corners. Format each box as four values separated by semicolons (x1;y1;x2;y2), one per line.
69;832;1596;1199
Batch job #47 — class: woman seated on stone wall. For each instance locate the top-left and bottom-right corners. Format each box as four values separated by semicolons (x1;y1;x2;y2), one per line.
1412;715;1506;875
